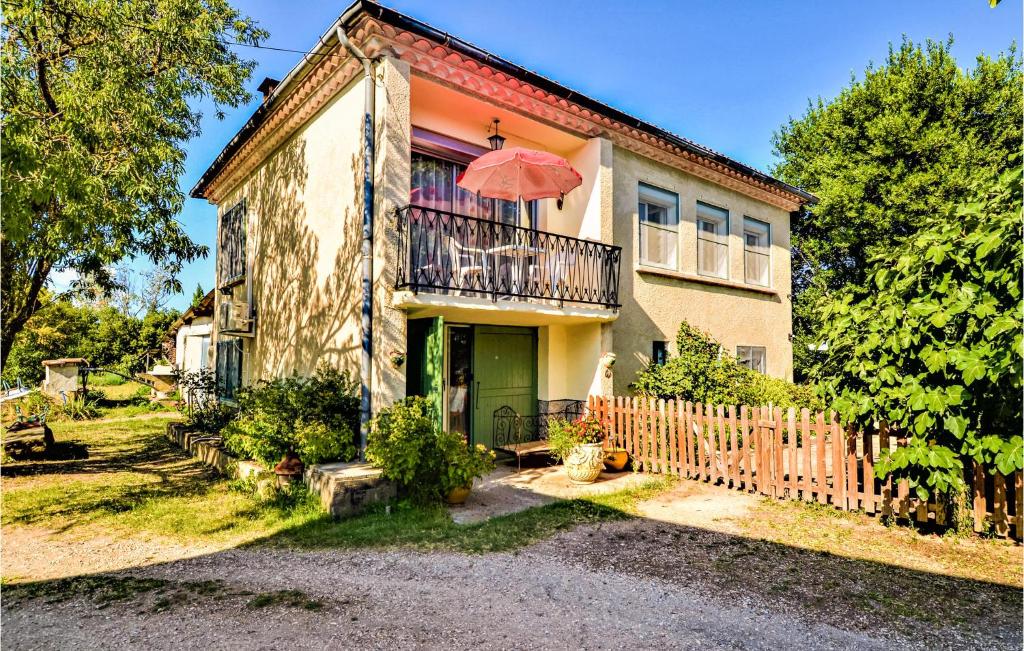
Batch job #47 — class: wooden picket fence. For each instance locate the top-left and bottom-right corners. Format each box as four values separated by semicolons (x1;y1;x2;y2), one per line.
588;395;1022;540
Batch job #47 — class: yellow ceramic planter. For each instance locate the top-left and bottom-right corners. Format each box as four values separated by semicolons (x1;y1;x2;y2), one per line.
603;448;629;471
445;485;472;505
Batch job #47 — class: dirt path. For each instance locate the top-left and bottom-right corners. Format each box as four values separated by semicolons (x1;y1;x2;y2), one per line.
3;481;1019;649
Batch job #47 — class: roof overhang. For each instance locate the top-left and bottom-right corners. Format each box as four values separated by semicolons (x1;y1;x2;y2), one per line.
191;0;815;210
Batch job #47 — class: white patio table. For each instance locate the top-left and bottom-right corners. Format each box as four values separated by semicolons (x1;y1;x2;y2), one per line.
485;243;546;297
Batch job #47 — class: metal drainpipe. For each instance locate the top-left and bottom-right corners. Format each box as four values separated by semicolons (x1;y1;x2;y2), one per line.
337;26;375;461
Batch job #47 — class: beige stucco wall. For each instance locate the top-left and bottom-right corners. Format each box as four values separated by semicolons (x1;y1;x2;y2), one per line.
207;50;792;411
42;364;82;398
211;54;412;412
371;56;412;411
538;323;606;401
608;146;794;394
213;72;367;386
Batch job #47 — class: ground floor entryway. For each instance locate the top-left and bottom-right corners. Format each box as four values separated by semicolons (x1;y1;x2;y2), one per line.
407;319;537;448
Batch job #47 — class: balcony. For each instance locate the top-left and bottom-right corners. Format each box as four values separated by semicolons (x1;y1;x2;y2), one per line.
395;205;621;311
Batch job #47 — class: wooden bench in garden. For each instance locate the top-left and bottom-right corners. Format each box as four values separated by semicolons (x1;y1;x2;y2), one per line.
492;401;585;470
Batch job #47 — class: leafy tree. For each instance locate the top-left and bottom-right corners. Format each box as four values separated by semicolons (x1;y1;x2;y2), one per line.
1;296;180;385
815;160;1022;507
191;284;206;309
1;0;267;369
0;293;94;385
631;321;820;410
772;39;1022;378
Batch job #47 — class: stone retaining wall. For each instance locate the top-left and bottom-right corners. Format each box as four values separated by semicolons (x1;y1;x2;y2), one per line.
165;422;396;519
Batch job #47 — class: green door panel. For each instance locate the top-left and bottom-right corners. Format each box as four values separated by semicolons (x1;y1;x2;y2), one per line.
472;326;536;448
424;316;445;432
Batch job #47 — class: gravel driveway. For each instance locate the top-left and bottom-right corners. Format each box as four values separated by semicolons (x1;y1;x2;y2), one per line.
4;480;1019;650
4;543;895;651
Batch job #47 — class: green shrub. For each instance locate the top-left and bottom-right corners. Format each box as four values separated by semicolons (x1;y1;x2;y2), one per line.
175;368;231;432
367;397;495;502
53;393;100;421
547;414;606;462
631;320;820;410
438;433;496;494
366;397;441;501
221;364;359;467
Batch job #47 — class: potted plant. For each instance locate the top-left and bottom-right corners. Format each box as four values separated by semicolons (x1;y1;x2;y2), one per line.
439;432;496;505
273;450;304;487
603;445;630;471
548;414;607;484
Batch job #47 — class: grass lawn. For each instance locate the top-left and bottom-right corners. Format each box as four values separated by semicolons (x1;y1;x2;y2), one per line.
1;401;670;556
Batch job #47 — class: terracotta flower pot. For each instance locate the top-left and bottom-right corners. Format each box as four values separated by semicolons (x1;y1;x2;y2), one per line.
564;442;605;484
603;448;629;471
273;451;305;488
445;485;472;505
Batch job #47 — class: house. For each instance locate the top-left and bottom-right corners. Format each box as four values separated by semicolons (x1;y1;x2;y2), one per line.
165;290;214;375
190;1;813;448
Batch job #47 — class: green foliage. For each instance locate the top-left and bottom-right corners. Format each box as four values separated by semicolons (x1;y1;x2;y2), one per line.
631;320;820;409
437;435;497;494
89;372;127;387
1;0;267;368
52;393;100;421
366;397;444;502
547;414;606;462
366;397;495;502
176;368;234;434
10;390;55;421
815;160;1023;501
190;284;206;309
772;38;1022;378
1;294;179;386
221;365;359;467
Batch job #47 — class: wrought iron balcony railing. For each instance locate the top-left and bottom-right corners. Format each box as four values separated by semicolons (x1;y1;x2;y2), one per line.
395;205;621;308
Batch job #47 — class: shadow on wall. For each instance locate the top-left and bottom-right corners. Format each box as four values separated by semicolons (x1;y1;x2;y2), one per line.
248;137;365;379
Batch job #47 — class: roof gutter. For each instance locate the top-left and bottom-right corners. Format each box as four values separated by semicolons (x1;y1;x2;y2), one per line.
336;24;377;461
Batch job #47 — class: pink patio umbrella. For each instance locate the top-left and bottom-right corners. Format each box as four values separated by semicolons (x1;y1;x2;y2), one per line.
456;146;583;207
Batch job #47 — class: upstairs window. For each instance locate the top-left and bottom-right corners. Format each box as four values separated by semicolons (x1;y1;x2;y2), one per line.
219;199;246;286
697;201;729;278
410;151;531;227
638;184;679;269
737;346;766;374
743;217;771;286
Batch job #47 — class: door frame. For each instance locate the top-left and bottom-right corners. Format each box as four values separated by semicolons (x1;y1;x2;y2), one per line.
443;323;474;438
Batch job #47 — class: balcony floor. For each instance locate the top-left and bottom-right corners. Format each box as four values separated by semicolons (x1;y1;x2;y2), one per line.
392;289;618;326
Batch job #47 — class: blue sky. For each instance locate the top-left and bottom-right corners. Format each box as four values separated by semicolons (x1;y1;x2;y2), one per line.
152;0;1020;310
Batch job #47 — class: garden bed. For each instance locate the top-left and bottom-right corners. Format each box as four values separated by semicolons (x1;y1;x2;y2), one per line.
165;422;394;518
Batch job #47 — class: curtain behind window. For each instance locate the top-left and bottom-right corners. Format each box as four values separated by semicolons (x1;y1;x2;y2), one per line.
412;152;522;225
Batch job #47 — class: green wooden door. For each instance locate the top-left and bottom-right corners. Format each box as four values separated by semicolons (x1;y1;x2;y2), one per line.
424;316;445;432
472;326;536;448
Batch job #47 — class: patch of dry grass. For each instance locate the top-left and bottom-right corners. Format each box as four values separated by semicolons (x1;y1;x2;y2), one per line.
742;497;1021;588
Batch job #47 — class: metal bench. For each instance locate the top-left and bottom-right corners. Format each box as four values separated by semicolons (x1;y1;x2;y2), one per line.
493;401;585;470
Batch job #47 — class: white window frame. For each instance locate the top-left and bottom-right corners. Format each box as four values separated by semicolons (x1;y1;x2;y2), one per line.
696;201;729;279
638;183;680;270
743;217;771;287
736;346;767;374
